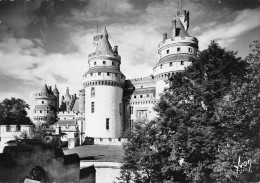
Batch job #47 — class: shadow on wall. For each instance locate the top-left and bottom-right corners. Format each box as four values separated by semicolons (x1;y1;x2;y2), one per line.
0;139;96;183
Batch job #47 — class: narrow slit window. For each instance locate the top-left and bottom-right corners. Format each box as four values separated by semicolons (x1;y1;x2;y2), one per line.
91;102;94;113
106;118;109;129
91;87;95;98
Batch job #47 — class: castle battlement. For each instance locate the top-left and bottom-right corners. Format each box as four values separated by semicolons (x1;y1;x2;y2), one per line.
158;36;198;49
128;75;154;83
58;111;84;116
88;51;121;60
35;93;56;99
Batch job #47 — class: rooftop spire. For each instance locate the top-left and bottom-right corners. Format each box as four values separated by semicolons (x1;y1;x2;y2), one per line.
95;26;114;55
41;84;48;94
104;25;108;37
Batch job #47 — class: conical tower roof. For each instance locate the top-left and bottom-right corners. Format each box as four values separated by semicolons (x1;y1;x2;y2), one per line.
53;85;59;94
41;84;49;94
95;26;114;55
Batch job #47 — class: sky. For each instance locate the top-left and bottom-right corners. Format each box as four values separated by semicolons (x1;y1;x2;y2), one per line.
0;0;260;116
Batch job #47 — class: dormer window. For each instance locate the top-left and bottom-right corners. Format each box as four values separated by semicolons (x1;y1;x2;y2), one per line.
98;72;101;76
112;62;115;66
94;61;97;65
91;73;93;76
170;62;173;67
107;72;110;76
103;61;106;65
177;47;181;52
166;49;169;54
181;61;184;65
160;64;163;69
188;48;192;52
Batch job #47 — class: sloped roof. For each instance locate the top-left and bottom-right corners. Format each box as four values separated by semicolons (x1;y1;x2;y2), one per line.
53;85;59;94
132;87;156;95
176;16;189;37
72;100;79;111
85;66;124;76
55;119;77;126
41;84;49;94
95;26;114;55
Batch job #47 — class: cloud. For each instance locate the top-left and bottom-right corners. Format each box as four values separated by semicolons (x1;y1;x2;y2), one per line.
0;0;260;118
197;8;260;49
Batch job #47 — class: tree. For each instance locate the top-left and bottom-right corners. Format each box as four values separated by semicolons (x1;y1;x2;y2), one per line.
211;41;260;182
119;41;259;182
0;97;32;125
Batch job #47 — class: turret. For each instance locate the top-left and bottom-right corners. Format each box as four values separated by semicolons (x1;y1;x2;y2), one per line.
154;9;198;99
83;26;125;138
33;83;57;125
53;85;60;112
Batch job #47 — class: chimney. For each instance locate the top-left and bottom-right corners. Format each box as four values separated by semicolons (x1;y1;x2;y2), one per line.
113;46;118;55
172;20;176;38
163;33;167;42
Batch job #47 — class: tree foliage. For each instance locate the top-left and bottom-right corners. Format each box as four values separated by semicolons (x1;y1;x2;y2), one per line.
0;97;32;125
119;41;260;182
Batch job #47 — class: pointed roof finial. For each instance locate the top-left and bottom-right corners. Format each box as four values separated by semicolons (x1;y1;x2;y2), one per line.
104;25;108;37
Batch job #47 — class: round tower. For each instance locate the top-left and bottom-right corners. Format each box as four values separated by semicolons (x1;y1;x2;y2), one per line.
83;26;125;138
33;84;57;125
153;10;198;99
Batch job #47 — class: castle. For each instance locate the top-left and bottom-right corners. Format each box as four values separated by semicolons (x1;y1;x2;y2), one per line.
33;9;198;141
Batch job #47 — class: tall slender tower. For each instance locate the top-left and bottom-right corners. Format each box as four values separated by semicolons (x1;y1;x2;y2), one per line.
153;10;198;98
83;27;125;138
53;85;59;112
79;89;85;113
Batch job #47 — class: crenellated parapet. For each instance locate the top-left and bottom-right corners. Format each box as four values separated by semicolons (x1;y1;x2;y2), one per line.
35;93;56;99
83;80;124;88
88;51;121;62
128;75;154;83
